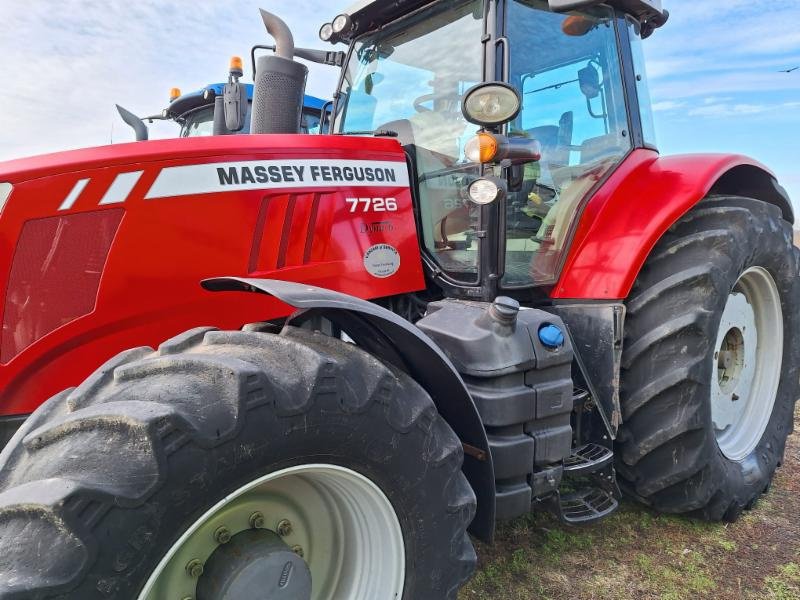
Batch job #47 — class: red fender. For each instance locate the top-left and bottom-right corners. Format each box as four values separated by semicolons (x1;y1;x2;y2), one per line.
552;149;791;300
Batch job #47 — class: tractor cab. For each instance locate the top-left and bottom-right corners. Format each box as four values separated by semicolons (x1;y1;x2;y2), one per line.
166;84;329;138
322;0;667;300
116;57;330;141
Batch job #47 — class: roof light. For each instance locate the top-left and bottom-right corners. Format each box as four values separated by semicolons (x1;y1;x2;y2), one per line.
229;55;244;77
0;183;12;215
169;87;182;102
462;82;521;128
465;132;499;164
319;22;335;42
332;13;353;35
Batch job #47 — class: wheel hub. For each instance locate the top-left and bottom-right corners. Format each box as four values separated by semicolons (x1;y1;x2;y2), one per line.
197;529;311;600
137;464;405;600
710;267;783;461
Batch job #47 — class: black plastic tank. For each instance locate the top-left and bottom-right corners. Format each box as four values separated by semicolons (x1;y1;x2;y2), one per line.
417;297;574;520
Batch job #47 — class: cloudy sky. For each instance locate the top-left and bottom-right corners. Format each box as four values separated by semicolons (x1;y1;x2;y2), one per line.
0;0;798;203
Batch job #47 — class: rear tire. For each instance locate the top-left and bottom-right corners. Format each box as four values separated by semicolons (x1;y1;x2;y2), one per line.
617;196;800;520
0;327;476;599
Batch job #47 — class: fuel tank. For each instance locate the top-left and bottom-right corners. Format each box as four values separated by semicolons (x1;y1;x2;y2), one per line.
417;297;574;520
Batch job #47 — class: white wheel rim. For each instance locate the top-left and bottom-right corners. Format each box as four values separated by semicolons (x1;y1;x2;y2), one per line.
137;464;405;600
711;267;783;461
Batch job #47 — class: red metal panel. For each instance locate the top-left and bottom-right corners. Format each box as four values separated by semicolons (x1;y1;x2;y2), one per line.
552;149;775;300
0;136;424;416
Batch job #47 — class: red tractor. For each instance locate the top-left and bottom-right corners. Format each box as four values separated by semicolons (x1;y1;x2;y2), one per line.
0;1;797;598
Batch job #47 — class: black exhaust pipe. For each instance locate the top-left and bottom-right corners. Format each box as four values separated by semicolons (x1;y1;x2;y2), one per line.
250;9;308;135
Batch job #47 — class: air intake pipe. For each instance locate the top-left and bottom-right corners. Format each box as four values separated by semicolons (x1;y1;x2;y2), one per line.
250;9;308;134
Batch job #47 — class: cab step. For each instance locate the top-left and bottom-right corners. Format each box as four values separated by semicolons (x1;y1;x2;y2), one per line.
563;443;614;476
558;488;619;525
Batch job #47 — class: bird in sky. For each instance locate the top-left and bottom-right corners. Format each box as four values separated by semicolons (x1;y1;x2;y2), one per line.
780;66;799;73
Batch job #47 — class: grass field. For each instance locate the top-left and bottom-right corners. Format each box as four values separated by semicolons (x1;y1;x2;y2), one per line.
460;406;800;600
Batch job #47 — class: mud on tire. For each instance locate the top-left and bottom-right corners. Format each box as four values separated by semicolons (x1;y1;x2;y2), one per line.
0;327;476;599
617;196;800;521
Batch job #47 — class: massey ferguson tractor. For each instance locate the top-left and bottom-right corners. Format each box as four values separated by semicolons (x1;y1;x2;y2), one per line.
0;1;797;598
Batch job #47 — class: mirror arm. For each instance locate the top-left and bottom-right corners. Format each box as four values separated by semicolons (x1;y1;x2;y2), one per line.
293;48;347;67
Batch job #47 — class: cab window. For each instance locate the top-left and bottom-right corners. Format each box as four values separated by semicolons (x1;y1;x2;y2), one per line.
505;0;631;286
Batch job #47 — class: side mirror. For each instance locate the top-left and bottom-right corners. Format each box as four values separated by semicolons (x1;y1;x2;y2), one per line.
223;82;248;132
578;65;600;99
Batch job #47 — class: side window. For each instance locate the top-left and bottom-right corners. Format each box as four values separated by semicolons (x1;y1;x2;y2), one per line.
504;1;632;286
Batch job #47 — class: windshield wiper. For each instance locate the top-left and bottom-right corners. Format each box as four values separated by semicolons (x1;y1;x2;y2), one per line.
337;130;399;138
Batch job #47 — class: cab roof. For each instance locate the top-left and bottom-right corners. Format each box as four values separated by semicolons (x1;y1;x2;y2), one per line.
336;0;667;42
167;83;328;118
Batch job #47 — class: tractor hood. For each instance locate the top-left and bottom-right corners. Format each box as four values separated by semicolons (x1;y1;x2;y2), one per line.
0;134;423;415
0;135;404;184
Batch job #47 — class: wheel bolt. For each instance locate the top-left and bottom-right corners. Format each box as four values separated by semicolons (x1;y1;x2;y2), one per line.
276;519;293;537
292;545;304;558
249;511;265;529
214;526;232;544
185;559;204;578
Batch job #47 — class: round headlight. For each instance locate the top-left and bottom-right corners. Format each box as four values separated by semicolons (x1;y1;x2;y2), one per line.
319;23;335;42
462;83;521;127
332;13;352;34
468;178;503;205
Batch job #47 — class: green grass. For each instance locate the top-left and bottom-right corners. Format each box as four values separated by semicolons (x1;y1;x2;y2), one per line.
459;406;800;600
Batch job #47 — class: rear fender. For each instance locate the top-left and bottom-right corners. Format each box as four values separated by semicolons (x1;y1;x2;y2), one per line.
203;276;496;541
553;149;794;300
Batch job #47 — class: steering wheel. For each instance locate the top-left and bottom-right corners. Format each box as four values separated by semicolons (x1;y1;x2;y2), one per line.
413;92;463;114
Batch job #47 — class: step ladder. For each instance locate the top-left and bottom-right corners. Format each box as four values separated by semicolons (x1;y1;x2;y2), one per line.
564;443;614;476
558;488;619;524
555;443;619;524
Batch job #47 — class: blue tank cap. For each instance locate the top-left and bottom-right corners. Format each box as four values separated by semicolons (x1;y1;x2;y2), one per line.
538;324;565;349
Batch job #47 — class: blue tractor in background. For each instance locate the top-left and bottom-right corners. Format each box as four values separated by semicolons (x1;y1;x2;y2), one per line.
117;56;329;140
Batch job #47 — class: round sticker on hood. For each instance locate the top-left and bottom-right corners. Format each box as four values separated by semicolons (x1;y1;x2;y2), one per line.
364;244;400;278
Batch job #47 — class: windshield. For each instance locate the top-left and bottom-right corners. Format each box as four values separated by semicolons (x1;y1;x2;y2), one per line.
180;106;215;137
337;0;485;284
180;104;322;137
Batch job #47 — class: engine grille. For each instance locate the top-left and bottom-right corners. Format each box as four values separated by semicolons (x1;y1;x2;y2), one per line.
1;210;124;363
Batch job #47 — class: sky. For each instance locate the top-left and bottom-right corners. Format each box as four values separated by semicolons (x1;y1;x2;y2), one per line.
0;0;798;205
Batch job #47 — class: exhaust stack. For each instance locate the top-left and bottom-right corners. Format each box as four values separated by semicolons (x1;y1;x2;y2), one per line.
250;9;308;134
115;104;148;141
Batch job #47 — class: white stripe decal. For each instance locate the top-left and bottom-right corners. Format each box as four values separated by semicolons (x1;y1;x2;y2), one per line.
58;178;90;211
145;159;410;200
99;170;144;205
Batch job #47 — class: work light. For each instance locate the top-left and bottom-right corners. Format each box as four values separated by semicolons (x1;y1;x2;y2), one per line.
332;14;353;35
462;83;521;127
319;23;335;42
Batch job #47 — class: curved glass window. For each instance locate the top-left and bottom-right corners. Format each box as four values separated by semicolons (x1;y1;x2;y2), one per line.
504;1;631;286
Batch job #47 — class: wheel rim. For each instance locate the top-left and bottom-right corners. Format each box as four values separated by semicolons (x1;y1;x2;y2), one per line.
137;464;405;600
711;267;783;461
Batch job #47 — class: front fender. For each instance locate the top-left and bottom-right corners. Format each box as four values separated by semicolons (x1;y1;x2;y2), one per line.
553;149;793;300
202;277;496;541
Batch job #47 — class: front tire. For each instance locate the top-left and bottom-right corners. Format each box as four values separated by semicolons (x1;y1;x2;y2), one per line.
0;327;476;599
618;196;800;520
